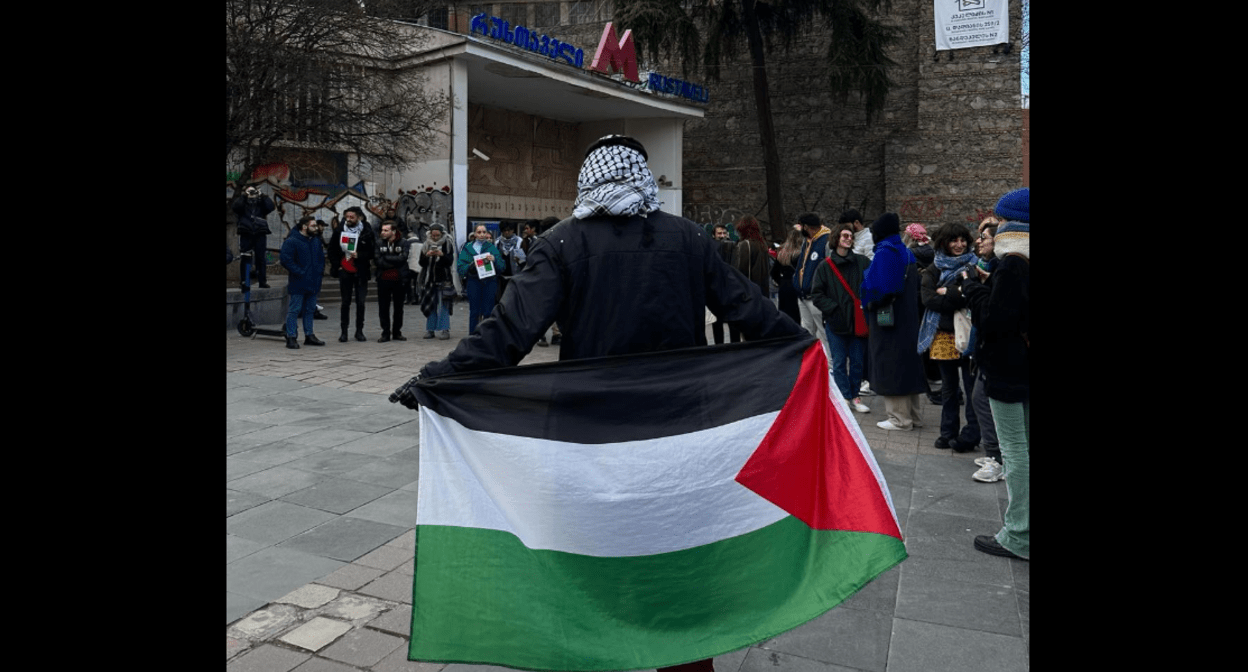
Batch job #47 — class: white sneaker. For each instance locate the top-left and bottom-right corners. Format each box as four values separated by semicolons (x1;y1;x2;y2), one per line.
860;381;875;396
876;419;912;431
974;456;993;467
972;458;1005;482
850;398;871;413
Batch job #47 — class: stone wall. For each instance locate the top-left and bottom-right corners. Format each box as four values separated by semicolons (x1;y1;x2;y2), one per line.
538;0;1024;239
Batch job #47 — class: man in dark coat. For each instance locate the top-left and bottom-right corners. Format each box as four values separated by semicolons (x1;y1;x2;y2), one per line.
860;213;928;431
279;216;326;349
233;186;276;288
327;206;377;342
395;137;802;379
391;136;803;670
374;221;409;342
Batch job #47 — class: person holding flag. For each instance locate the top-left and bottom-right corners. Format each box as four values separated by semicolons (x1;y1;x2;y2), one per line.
390;135;906;671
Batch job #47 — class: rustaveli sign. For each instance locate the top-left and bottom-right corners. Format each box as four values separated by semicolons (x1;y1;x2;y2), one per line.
934;0;1009;51
470;15;709;104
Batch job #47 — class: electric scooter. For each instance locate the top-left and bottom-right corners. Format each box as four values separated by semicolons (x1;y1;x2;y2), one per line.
235;251;287;339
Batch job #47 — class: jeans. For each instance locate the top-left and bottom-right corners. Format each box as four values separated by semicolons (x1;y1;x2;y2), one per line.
338;272;368;332
825;328;865;400
990;397;1029;558
239;234;267;284
377;279;404;337
286;291;317;338
426;291;451;332
972;369;999;461
466;275;498;335
937;357;980;443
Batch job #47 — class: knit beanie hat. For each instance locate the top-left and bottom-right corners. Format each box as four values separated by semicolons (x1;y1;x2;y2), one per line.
904;223;929;244
994;188;1029;223
870;212;900;244
993;221;1029;260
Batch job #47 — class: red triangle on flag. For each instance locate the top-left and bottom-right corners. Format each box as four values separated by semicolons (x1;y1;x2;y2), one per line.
735;342;902;539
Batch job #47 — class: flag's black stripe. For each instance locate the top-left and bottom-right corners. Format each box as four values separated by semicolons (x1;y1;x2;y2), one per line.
415;333;813;444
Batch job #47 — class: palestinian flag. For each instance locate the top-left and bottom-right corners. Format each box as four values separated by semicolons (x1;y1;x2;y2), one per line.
409;333;906;670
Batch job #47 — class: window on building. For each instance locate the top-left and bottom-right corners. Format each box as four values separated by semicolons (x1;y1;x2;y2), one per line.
498;3;526;27
533;2;559;28
426;6;449;30
568;1;591;25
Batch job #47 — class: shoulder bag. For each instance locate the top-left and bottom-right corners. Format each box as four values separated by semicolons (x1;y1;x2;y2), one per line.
825;258;869;337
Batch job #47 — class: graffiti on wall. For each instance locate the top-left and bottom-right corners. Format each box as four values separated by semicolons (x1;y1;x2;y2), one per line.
682;204;748;228
899;196;945;221
227;164;455;254
395;186;455;243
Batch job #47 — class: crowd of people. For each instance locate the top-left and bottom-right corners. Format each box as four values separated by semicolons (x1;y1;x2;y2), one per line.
235;177;1030;565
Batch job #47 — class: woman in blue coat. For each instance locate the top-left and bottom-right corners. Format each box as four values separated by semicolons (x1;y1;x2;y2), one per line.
457;224;507;335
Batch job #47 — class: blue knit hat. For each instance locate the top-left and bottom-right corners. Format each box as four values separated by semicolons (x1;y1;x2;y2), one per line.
994;188;1029;223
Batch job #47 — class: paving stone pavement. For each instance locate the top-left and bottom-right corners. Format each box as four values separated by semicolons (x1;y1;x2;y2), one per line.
228;299;1029;671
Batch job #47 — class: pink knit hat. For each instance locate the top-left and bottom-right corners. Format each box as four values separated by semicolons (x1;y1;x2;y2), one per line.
904;223;929;244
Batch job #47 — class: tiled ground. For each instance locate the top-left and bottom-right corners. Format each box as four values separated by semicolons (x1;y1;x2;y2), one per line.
228;302;1027;671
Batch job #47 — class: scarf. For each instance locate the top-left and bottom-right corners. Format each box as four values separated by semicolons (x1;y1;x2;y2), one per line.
572;144;662;219
496;234;520;256
419;235;453;286
916;250;979;354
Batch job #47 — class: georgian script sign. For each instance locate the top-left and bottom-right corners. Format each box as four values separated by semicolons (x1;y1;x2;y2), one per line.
468;14;709;104
934;0;1010;51
470;13;585;67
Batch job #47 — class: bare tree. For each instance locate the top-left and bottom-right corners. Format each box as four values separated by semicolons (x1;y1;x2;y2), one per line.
226;0;450;185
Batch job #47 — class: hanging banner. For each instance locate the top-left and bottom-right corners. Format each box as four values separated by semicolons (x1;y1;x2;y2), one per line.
934;0;1009;51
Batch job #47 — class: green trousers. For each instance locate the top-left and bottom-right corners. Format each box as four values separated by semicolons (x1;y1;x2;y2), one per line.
989;397;1029;559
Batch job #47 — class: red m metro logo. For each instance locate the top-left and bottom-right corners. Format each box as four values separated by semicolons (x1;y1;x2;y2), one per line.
589;22;639;83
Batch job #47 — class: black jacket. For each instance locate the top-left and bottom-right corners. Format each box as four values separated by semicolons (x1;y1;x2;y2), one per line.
327;221;377;276
374;237;409;282
420;210;804;378
961;254;1029;402
920;263;972;333
810;250;871;336
232;195;275;236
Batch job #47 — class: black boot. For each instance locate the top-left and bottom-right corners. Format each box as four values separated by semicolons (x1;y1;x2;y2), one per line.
378;332;391;343
304;334;325;346
355;328;367;342
285;335;300;349
339;329;349;343
392;332;406;341
314;310;328;320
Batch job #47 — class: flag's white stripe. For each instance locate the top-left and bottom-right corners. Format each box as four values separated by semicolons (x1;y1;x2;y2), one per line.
417;409;788;557
830;373;901;529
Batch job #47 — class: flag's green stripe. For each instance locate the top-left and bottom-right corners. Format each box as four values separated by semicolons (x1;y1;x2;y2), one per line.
409;516;907;671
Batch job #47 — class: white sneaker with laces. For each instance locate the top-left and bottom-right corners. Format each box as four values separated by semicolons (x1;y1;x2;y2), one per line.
974;456;993;467
860;381;874;396
851;398;871;413
876;419;912;431
972;458;1005;483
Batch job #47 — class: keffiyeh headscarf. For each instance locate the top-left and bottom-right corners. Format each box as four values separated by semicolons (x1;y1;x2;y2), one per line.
573;136;663;219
